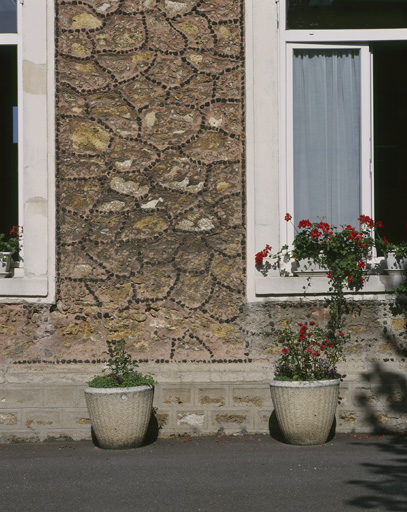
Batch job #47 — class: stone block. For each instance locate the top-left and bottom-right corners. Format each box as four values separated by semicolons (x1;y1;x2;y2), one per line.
0;411;20;427
22;410;62;431
198;387;227;407
162;388;192;406
44;387;79;407
0;387;43;408
254;409;273;432
0;431;40;443
232;386;271;408
337;410;358;429
155;411;170;429
212;410;253;432
176;411;206;432
62;408;91;428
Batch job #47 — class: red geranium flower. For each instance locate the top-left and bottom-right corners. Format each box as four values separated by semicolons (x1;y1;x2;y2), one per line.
298;219;312;229
285;213;292;222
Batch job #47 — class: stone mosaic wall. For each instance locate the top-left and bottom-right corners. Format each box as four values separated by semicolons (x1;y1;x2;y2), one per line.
0;0;247;364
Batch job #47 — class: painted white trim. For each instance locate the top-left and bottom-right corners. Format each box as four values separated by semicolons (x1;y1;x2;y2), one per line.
245;0;255;301
247;0;406;301
246;0;280;302
256;275;400;298
0;34;19;44
283;29;407;43
0;0;55;303
360;45;373;219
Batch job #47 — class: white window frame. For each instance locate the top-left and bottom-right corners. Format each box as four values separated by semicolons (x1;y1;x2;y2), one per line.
246;0;406;301
0;0;55;303
282;42;373;247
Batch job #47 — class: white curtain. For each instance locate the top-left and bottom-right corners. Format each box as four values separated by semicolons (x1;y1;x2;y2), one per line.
293;49;361;228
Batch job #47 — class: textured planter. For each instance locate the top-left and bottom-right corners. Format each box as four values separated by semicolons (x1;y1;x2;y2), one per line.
385;251;407;271
0;252;12;277
384;252;407;288
292;259;328;277
84;385;154;449
270;379;340;445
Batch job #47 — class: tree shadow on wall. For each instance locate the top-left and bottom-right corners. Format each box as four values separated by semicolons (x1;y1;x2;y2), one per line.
345;359;407;509
356;361;407;435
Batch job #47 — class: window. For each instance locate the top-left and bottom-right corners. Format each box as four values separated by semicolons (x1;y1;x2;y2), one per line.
281;1;407;246
245;0;406;299
0;0;55;302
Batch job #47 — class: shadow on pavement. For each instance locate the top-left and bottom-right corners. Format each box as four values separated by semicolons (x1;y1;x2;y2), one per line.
346;435;407;510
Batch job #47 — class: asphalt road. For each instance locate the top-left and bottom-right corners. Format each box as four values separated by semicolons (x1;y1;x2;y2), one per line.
0;433;406;512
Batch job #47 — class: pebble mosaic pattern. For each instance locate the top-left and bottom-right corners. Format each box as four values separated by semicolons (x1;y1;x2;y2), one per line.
50;0;247;362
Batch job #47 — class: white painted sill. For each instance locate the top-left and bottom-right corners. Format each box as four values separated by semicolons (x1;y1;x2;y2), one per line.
255;274;402;297
0;276;48;298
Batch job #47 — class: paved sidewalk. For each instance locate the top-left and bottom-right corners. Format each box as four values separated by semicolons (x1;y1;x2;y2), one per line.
1;433;406;512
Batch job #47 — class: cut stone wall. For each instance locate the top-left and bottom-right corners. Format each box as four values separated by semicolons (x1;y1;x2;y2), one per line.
2;355;407;442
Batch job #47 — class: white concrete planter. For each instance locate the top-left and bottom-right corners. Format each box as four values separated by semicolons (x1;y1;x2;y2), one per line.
384;252;407;288
292;259;328;277
84;385;154;449
270;379;340;445
0;252;12;277
385;251;407;271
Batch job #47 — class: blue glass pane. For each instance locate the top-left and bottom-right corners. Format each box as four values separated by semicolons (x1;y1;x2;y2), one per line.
0;0;17;33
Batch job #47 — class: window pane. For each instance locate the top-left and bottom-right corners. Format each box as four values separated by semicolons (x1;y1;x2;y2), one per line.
293;49;361;228
0;46;18;234
287;0;407;30
373;43;407;244
0;0;17;33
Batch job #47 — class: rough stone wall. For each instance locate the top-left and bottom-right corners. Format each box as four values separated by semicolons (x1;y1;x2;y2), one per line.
0;0;247;364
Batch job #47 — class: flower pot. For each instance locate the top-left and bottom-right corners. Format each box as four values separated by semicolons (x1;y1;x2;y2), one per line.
385;251;407;271
84;385;154;449
270;379;340;445
0;252;12;277
292;259;328;277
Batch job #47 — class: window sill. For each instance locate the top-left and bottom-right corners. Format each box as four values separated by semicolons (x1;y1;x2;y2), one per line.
255;274;403;297
0;277;48;299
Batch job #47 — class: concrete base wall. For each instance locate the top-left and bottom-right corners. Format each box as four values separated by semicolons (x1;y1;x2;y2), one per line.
1;363;406;443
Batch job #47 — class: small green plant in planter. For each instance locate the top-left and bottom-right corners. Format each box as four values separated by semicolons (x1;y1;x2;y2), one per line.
85;339;155;449
88;339;155;388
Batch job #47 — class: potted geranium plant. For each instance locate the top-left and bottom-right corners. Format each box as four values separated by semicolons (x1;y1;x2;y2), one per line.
0;225;23;277
85;339;155;449
269;321;344;445
255;214;382;444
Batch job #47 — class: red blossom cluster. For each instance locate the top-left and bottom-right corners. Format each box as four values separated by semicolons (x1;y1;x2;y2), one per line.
298;219;312;229
9;225;23;238
255;244;272;266
280;322;339;360
358;214;376;229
